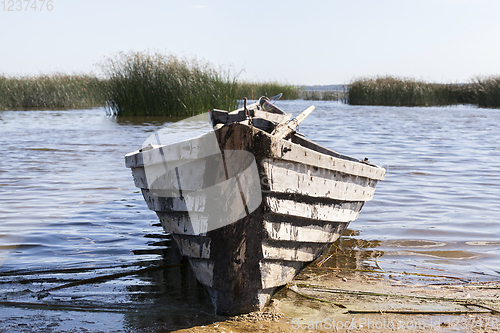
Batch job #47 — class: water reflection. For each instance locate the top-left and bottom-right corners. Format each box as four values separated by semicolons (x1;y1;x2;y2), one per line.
0;239;221;332
313;228;500;281
313;229;385;272
123;242;220;332
111;114;187;126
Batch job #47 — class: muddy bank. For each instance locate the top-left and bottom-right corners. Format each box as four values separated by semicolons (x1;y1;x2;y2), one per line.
174;266;500;333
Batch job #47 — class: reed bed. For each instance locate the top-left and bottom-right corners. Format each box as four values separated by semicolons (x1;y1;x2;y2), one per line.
237;81;302;100
347;76;500;107
3;61;499;112
347;76;455;106
0;74;106;109
471;76;500;107
100;52;239;116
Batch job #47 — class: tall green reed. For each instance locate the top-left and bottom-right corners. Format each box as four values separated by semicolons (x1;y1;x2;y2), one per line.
100;51;239;116
0;74;105;109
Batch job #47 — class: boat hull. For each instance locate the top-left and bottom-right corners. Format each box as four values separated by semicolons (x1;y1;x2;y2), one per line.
125;122;384;315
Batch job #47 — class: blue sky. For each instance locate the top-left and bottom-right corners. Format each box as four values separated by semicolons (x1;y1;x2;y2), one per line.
1;0;499;84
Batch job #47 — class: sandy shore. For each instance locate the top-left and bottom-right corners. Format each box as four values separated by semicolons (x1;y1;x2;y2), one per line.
173;266;500;333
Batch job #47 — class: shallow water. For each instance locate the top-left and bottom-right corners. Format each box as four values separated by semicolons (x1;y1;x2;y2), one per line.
293;101;500;277
0;102;499;331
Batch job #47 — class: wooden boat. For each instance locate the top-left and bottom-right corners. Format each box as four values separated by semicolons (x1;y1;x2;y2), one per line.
125;97;385;315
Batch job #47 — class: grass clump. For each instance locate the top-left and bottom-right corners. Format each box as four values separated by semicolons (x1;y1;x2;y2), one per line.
100;51;239;116
237;81;303;100
0;74;105;109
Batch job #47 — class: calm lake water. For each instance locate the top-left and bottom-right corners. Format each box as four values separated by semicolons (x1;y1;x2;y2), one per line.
1;101;499;331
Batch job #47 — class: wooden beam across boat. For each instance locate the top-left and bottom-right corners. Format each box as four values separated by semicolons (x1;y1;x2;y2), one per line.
272;105;315;139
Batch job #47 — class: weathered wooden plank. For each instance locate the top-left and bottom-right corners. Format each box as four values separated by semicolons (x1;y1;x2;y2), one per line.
263;214;347;242
210;109;246;126
261;240;324;262
125;131;220;169
157;212;209;235
291;133;360;163
141;155;228;194
238;118;276;133
228;100;260;114
146;184;247;232
130;167;147;189
135;148;261;198
141;135;218;167
132;161;208;193
145;155;262;234
264;195;361;222
253;110;291;123
149;158;209;192
189;259;214;287
213;122;385;180
172;235;211;259
142;189;205;212
259;260;303;289
275;140;385;180
211;109;290;126
228;97;286;115
124;149;144;169
257;289;275;309
262;159;377;201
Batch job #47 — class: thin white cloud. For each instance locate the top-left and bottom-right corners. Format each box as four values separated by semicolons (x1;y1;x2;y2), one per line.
191;5;205;9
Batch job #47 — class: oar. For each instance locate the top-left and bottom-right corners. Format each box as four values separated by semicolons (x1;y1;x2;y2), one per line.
272;105;315;139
